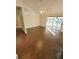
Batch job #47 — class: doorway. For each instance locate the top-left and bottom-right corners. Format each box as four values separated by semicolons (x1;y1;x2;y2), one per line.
16;6;24;32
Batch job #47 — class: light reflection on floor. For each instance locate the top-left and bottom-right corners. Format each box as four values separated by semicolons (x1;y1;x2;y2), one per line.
36;40;44;50
46;27;56;36
46;27;63;39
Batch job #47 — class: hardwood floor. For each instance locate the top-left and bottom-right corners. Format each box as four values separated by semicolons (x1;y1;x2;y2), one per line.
16;26;63;59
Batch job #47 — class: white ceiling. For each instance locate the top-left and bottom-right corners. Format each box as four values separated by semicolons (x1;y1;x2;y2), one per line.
16;0;63;16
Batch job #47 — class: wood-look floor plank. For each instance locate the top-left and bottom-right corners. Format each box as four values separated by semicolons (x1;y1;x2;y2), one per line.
16;26;63;59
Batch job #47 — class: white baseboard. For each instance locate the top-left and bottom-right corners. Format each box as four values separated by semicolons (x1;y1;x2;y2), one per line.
16;54;18;59
24;29;27;34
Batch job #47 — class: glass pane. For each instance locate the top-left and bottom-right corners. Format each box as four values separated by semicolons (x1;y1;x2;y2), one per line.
46;17;63;31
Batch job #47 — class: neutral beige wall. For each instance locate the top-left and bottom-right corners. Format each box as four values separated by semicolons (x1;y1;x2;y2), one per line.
40;15;47;27
22;9;40;29
19;8;40;33
16;0;40;33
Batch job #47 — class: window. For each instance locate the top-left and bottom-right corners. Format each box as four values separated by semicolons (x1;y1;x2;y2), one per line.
46;17;54;26
46;17;63;30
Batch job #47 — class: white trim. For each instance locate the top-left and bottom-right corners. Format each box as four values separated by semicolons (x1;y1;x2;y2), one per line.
25;28;27;34
16;54;18;59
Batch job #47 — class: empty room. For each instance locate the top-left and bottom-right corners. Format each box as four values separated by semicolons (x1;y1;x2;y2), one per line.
16;0;63;59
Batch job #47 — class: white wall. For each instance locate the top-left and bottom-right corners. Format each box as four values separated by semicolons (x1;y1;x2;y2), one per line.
16;0;40;33
22;9;40;29
40;15;47;27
